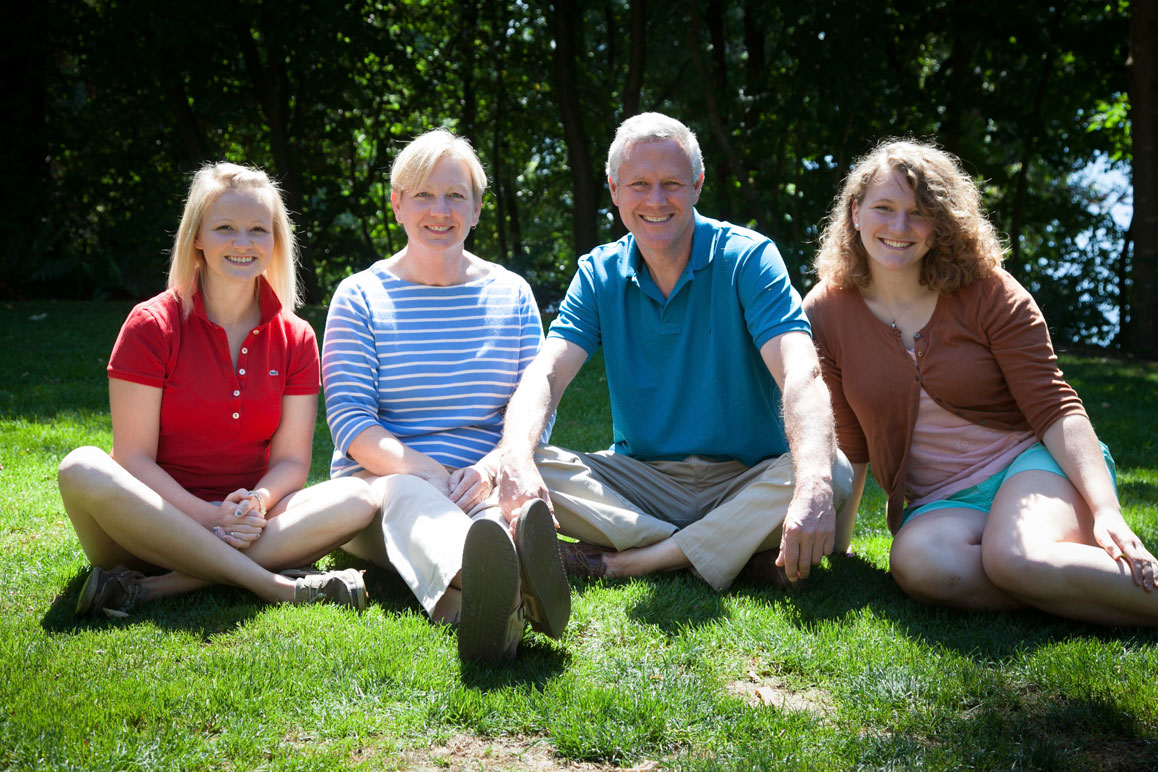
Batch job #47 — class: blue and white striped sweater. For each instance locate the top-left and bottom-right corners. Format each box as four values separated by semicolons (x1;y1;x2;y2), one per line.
322;261;548;477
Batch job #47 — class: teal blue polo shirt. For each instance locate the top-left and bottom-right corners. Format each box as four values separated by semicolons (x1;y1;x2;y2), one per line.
548;211;810;466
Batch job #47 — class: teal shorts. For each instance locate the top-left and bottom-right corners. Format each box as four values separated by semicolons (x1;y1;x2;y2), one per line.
900;441;1116;528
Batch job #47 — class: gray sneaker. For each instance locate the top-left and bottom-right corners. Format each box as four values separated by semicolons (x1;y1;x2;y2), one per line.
458;518;524;662
76;565;147;618
515;499;571;640
287;568;368;612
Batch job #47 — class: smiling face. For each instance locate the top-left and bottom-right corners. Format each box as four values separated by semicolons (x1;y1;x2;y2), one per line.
852;169;934;280
608;139;703;264
194;189;276;289
391;156;481;255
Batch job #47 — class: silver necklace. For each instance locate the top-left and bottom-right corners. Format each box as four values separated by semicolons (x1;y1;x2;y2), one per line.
882;293;921;329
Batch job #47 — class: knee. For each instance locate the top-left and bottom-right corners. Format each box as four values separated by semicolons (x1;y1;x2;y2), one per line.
889;529;973;605
58;447;116;500
341;477;380;527
374;474;458;522
980;533;1034;594
376;473;442;503
832;451;854;505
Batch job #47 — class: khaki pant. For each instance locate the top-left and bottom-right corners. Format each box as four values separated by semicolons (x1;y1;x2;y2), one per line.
535;445;854;590
341;474;506;616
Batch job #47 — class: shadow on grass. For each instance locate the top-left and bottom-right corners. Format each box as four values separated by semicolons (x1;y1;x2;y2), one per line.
576;552;1158;662
781;553;1158;660
338;552;576;688
888;688;1158;771
41;568;266;639
624;572;728;632
1120;479;1158;507
458;640;571;691
41;552;436;640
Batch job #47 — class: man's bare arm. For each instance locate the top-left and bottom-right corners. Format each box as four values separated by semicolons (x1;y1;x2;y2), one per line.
760;331;839;581
496;338;588;519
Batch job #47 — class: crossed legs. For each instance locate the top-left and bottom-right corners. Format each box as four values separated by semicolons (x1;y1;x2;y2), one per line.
58;446;377;605
536;445;856;590
889;470;1157;625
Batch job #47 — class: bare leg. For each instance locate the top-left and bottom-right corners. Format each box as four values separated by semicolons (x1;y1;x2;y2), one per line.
58;447;374;604
981;470;1158;626
143;477;377;601
888;508;1025;611
602;537;691;577
586;453;856;584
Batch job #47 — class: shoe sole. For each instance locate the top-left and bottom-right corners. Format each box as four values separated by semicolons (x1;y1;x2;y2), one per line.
516;500;571;639
458;518;521;662
75;566;106;616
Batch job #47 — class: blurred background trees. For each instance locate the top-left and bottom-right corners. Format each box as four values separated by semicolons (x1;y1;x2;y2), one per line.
2;0;1150;355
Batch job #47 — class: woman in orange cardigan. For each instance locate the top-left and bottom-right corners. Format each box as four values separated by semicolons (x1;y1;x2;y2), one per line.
804;139;1155;625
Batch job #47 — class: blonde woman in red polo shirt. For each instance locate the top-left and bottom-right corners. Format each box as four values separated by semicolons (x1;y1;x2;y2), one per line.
803;139;1156;626
58;163;377;617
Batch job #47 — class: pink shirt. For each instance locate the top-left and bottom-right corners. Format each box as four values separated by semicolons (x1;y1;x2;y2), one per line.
905;354;1036;506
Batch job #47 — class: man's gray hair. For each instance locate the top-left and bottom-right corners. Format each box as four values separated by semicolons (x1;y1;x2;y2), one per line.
605;112;705;184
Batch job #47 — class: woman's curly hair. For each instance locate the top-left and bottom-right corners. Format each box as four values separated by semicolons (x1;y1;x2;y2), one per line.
813;138;1005;292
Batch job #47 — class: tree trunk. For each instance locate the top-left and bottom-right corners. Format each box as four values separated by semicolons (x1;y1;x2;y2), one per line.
741;1;764;129
489;0;510;266
0;1;49;297
1115;219;1132;348
686;0;764;226
623;0;646;118
551;0;600;257
1128;0;1158;358
1008;42;1056;279
460;0;479;144
460;0;479;255
237;20;320;303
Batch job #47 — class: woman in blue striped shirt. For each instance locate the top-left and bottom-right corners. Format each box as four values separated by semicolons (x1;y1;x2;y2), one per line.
322;130;570;661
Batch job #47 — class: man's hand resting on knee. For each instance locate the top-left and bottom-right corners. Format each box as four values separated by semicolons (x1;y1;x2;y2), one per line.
497;448;558;531
776;478;836;582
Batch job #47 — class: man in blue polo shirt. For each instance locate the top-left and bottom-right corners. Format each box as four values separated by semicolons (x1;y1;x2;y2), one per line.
497;112;853;590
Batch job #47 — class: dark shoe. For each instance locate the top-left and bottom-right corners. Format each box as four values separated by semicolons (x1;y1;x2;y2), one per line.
286;568;368;612
458;518;523;662
514;499;571;639
736;549;805;589
559;539;609;580
76;565;147;618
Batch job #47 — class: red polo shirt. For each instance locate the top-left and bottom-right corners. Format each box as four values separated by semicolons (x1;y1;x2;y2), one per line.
107;279;320;501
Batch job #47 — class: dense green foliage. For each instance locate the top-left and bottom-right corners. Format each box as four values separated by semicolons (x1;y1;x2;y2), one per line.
0;1;1144;348
2;302;1157;770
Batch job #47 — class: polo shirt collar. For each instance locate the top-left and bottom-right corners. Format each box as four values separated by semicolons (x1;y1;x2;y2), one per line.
624;209;715;302
191;275;283;327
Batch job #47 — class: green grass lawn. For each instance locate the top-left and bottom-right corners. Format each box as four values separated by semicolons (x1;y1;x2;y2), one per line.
2;300;1156;771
